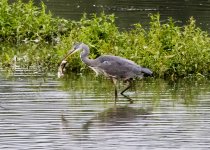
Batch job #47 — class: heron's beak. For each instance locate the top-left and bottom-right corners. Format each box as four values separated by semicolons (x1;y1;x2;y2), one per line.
63;48;76;60
58;47;80;78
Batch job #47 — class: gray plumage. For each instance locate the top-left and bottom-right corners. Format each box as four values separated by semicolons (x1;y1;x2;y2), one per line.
62;42;153;102
77;43;152;80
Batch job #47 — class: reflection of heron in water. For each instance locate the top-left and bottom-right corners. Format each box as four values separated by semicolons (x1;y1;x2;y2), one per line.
61;105;152;134
58;43;153;102
82;105;152;130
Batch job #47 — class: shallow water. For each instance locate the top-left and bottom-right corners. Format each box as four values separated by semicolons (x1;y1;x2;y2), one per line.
1;69;210;150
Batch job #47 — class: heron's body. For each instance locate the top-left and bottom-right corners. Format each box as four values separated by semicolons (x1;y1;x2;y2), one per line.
60;43;153;102
79;44;152;81
84;55;151;80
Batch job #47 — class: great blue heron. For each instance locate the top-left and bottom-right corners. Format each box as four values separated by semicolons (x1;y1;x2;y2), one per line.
58;43;152;102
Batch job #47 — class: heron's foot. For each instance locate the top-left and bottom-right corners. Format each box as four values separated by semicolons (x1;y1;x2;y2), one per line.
120;92;133;104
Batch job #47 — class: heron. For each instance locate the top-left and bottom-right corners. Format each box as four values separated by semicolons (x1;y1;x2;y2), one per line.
58;42;152;102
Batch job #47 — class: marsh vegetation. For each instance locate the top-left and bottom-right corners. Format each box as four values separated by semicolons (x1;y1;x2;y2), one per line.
1;0;210;79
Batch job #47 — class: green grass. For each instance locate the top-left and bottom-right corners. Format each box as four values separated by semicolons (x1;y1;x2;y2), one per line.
1;0;210;79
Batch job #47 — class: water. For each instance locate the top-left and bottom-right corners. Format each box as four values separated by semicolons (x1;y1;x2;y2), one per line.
1;69;210;149
2;1;210;149
32;0;210;32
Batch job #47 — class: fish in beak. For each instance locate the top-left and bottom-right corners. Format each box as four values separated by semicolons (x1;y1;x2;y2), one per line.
57;49;74;78
57;60;67;78
58;43;82;78
57;44;82;78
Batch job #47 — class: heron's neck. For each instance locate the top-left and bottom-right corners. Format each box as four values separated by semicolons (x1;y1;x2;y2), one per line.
80;45;94;66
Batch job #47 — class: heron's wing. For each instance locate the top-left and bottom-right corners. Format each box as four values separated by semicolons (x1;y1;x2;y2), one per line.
98;55;137;65
95;55;142;79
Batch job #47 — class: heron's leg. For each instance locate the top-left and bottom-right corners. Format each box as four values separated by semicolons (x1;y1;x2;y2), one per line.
111;78;118;102
120;80;132;95
120;80;133;103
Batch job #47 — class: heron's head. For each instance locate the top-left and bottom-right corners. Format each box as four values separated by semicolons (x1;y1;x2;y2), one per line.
63;42;83;60
58;43;85;78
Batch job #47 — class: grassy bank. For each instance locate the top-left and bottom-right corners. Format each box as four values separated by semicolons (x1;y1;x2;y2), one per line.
1;0;210;79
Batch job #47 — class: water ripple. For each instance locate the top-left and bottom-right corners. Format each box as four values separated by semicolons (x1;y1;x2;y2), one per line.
0;74;210;149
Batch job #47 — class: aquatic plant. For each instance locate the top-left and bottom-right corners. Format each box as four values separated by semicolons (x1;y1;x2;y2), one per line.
0;0;72;44
1;0;210;79
0;0;73;72
60;13;210;79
